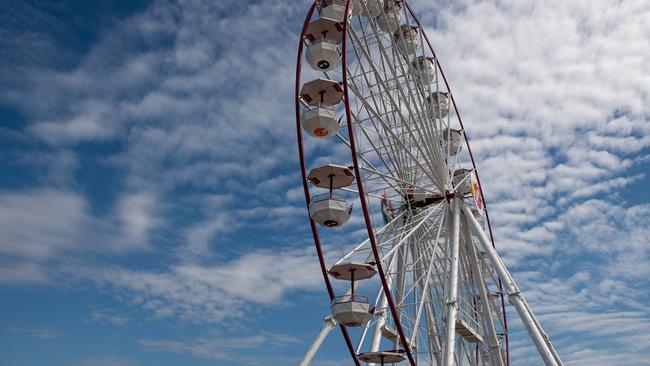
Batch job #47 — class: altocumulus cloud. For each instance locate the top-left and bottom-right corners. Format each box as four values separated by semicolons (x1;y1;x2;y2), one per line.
0;0;649;365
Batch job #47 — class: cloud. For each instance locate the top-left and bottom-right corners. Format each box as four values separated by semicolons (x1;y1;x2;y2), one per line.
116;192;159;246
0;0;649;364
138;331;302;365
0;189;91;261
77;357;135;366
89;246;322;324
0;188;156;283
30;100;118;144
10;327;60;340
89;308;130;326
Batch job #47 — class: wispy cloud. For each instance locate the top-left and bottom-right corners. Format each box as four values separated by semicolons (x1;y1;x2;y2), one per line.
0;188;156;283
10;327;60;340
0;0;649;364
89;308;130;326
82;246;322;324
77;357;135;366
139;331;303;365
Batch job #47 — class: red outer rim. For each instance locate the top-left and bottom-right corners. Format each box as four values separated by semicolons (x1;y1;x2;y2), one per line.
403;2;511;364
294;2;361;366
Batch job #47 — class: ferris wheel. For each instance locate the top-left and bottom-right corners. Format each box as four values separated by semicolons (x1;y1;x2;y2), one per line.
294;1;563;366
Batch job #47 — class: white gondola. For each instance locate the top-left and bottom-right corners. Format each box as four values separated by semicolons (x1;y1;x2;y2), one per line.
442;128;463;156
306;39;341;71
328;261;377;281
307;163;354;188
393;24;419;55
427;91;449;118
300;78;344;106
328;262;375;327
319;0;352;23
363;0;384;17
376;4;401;32
301;106;339;138
453;168;473;194
307;164;355;227
330;294;372;327
412;55;435;84
309;193;352;228
305;16;344;45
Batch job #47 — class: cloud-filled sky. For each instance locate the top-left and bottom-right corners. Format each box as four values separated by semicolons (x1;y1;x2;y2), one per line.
0;0;649;365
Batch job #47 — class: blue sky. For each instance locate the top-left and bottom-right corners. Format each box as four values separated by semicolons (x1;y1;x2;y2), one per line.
1;0;649;365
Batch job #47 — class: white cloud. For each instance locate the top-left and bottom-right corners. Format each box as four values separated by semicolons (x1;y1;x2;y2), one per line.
116;192;159;246
139;331;302;365
89;245;322;324
0;188;156;283
89;308;130;326
0;189;90;260
1;0;649;364
77;357;135;366
10;327;59;340
30;100;118;144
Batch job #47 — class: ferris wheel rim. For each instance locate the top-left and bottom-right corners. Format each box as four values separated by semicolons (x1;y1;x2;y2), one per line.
294;2;362;366
295;1;509;365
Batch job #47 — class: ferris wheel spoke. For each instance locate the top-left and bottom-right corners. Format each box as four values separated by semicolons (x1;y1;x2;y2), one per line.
339;187;401;204
334;130;410;197
354;12;426;125
346;81;443;189
350;16;449;188
334;210;406;267
349;83;440;190
387;209;448;325
380;25;445;167
395;238;444;311
353;122;410;186
345;33;413;177
409;224;448;345
346;28;447;190
345;70;420;182
379;206;442;263
358;166;436;194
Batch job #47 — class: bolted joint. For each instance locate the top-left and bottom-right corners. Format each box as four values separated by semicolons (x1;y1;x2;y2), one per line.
445;190;457;200
507;290;522;298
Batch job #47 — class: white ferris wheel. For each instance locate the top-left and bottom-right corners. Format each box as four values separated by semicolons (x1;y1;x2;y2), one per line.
294;1;563;366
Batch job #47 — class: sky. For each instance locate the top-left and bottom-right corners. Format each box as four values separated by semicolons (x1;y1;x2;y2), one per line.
0;0;649;365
